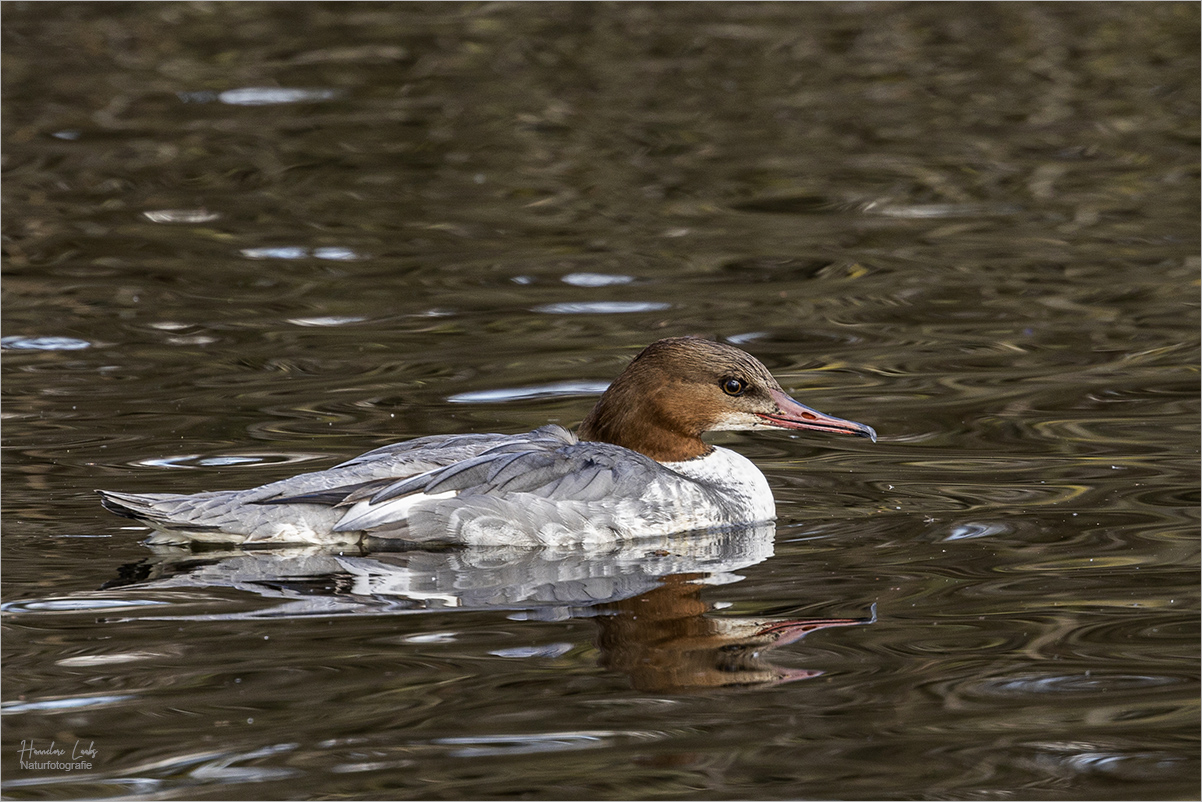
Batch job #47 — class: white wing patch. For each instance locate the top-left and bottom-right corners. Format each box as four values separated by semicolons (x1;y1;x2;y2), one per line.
335;490;457;532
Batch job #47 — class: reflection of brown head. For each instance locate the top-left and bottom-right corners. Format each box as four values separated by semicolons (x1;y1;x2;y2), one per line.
594;574;874;692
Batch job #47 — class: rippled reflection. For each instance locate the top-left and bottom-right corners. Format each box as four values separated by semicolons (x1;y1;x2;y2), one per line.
9;524;877;693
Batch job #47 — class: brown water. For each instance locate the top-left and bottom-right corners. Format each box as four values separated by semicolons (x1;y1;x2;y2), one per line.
2;3;1198;799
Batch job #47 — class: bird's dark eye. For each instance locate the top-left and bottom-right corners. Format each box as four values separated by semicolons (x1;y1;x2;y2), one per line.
721;378;746;396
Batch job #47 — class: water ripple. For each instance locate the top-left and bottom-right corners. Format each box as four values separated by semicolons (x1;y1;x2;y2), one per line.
142;209;220;224
532;301;671;314
428;729;664;758
447;381;608;404
966;672;1182;699
217;87;342;105
2;694;135;713
1;598;170;614
561;272;635;287
1;336;91;351
240;246;364;261
132;452;325;470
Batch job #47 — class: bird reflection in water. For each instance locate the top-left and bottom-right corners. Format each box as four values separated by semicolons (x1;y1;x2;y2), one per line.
596;574;875;691
91;524;875;693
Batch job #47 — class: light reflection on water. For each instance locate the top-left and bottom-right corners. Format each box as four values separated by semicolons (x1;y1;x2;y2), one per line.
2;2;1197;800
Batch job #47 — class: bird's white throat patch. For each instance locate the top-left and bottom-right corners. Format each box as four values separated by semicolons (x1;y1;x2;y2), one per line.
661;446;775;521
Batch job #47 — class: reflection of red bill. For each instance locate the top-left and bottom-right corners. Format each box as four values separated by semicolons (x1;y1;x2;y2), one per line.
771;668;825;684
755;603;878;647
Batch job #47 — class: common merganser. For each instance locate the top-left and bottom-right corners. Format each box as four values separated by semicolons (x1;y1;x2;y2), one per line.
98;337;876;547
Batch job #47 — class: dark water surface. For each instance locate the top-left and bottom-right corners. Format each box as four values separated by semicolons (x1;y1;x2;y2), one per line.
3;3;1198;799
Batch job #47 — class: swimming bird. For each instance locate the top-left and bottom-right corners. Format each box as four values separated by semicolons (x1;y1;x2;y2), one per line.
98;337;875;547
